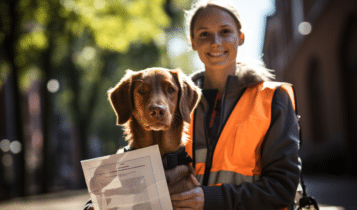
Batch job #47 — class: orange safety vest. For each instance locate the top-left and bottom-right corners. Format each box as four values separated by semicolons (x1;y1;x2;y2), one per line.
185;82;296;187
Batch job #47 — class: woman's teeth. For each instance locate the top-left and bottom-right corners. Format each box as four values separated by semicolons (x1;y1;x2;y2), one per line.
209;52;226;57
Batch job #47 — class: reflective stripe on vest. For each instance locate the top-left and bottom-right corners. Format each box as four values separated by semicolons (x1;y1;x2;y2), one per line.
196;171;260;186
185;82;296;186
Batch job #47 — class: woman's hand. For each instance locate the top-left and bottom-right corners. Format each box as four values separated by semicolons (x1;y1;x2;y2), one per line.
170;174;204;210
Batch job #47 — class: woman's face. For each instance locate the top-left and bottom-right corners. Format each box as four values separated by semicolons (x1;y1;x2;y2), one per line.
191;6;243;72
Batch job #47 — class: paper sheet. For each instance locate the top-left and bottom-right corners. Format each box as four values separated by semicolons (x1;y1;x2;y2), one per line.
81;145;172;210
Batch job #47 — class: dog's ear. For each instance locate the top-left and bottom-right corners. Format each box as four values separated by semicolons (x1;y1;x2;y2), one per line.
173;68;201;123
108;70;135;125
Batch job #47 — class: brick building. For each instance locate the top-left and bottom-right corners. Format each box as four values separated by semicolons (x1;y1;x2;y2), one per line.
263;0;357;176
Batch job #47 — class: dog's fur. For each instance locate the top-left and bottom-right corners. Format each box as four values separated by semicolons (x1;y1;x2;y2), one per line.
108;67;201;195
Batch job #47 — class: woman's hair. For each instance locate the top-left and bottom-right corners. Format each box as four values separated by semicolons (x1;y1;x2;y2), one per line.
185;0;243;40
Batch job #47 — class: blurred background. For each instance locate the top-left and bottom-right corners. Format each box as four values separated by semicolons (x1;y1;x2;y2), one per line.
0;0;356;209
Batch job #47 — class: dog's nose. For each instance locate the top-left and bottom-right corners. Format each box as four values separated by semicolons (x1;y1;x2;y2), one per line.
149;105;166;119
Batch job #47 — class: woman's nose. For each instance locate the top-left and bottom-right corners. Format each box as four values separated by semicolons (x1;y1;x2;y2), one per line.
211;33;222;46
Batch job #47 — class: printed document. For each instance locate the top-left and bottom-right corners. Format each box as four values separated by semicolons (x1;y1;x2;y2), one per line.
81;145;172;210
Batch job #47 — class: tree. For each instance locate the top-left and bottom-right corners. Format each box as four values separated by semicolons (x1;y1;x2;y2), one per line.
0;0;172;195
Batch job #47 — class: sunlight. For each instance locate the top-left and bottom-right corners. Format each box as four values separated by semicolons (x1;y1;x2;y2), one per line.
299;22;312;35
10;141;22;154
47;79;60;93
0;139;10;152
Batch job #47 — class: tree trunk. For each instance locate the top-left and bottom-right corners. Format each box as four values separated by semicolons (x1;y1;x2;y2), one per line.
2;0;26;197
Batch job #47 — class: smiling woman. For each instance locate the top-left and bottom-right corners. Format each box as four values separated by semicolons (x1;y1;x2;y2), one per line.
169;0;301;210
189;6;244;93
166;0;275;75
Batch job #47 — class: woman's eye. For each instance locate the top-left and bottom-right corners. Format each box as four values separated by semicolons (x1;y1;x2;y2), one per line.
167;87;175;93
199;32;209;37
222;29;232;34
138;89;146;94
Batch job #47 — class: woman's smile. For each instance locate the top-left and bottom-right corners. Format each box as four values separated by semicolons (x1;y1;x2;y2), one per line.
208;51;228;57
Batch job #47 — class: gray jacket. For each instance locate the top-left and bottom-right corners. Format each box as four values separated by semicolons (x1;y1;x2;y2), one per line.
191;62;301;210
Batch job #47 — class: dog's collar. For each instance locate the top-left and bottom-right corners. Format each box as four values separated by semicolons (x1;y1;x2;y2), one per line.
123;146;193;170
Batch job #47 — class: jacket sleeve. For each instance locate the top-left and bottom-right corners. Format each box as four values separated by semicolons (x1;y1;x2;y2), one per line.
201;87;301;210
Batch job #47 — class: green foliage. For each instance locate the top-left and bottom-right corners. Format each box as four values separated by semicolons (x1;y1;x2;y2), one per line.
0;62;11;87
51;35;69;67
1;0;197;158
13;0;171;77
18;66;43;91
16;0;50;69
58;0;171;52
0;0;202;193
0;2;11;35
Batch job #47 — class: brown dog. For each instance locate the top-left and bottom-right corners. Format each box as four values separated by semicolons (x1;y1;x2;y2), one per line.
108;67;201;195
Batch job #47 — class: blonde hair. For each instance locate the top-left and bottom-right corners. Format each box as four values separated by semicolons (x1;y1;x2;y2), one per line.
185;0;244;40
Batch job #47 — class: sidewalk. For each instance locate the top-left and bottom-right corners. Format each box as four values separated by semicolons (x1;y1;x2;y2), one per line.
0;189;90;210
0;177;352;210
303;174;357;210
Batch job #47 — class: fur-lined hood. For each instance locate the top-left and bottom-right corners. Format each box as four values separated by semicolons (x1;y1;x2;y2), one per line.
190;61;275;88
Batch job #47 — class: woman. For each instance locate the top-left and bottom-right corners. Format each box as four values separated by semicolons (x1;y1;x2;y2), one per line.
170;0;301;209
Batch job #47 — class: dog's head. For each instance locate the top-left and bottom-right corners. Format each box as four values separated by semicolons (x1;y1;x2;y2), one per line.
108;68;201;131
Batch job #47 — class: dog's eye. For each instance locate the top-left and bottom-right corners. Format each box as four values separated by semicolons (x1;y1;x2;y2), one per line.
167;87;175;93
138;89;146;94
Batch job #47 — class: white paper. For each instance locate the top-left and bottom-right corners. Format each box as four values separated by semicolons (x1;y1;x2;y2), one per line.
81;145;172;210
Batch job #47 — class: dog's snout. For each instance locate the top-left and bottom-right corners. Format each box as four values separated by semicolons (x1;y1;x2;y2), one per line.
149;105;166;119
